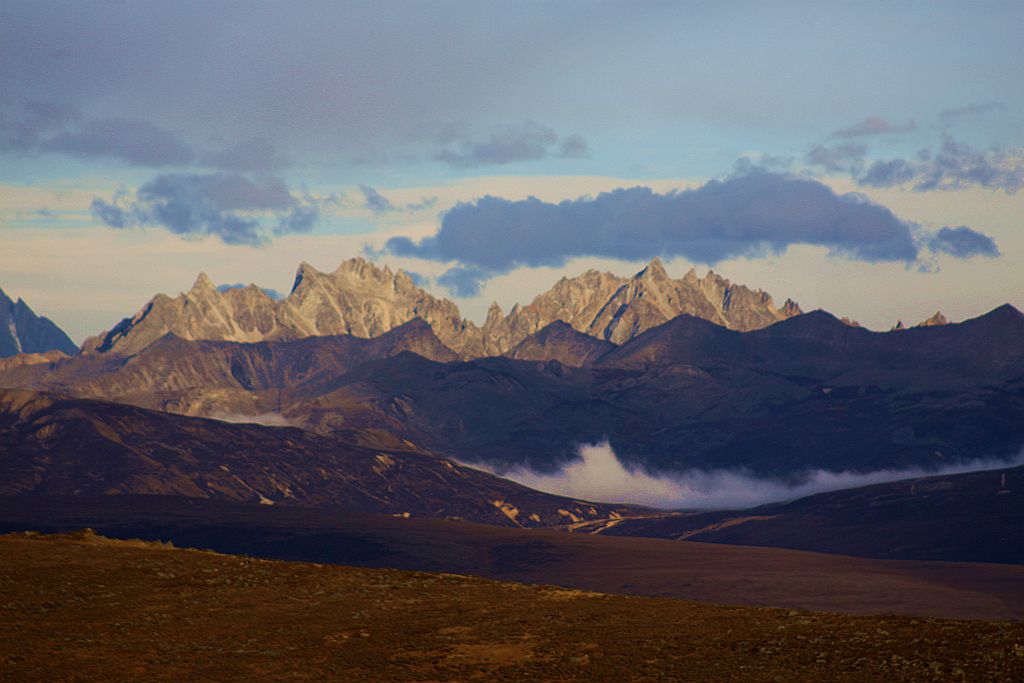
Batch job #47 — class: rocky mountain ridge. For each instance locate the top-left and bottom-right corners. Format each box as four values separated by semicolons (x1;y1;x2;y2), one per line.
0;288;78;358
82;257;802;357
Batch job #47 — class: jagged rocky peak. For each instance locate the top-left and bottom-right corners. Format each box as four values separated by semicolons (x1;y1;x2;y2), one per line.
82;256;803;359
891;320;906;331
291;261;319;293
637;256;669;281
190;272;217;294
0;287;79;358
916;311;949;327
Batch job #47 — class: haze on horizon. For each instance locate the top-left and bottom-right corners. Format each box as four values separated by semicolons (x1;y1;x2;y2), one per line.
1;1;1022;344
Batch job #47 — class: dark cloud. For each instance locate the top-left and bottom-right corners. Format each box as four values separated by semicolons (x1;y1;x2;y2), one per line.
557;133;590;159
0;100;80;152
859;159;918;187
437;265;490;297
41;117;194;166
927;226;1000;258
1;100;195;166
360;185;437;213
382;170;988;294
90;172;321;246
201;138;289;172
859;137;1024;193
831;116;916;139
1;100;296;171
89;198;131;228
805;143;866;173
435;121;589;168
939;102;1005;125
360;185;395;213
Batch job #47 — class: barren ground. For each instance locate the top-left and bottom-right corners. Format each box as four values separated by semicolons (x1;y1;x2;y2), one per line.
1;531;1022;682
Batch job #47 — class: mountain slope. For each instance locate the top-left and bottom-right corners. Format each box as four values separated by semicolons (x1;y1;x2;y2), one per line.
506;321;617;365
0;288;77;358
0;388;635;527
587;463;1024;563
0;318;457;416
80;257;801;358
4;305;1022;477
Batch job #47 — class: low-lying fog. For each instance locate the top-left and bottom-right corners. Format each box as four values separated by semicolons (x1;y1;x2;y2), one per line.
487;442;1024;510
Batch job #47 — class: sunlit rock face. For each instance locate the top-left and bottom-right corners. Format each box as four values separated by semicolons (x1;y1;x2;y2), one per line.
81;257;801;358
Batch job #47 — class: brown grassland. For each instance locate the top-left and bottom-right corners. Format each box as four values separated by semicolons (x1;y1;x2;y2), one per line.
0;530;1022;681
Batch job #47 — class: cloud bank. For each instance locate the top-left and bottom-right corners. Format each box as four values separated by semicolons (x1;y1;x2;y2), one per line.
382;169;996;296
91;172;323;246
831;116;916;139
859;137;1024;193
435;121;589;168
0;100;194;167
494;441;1024;509
360;185;437;213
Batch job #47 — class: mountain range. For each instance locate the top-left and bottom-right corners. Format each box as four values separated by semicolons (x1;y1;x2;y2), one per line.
3;300;1022;478
1;257;1022;577
80;257;803;358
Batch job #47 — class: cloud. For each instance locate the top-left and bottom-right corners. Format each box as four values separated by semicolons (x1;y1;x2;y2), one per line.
360;184;437;213
939;101;1005;125
805;143;866;173
360;184;395;213
382;169;986;293
201;138;289;172
927;226;1000;258
41;117;194;167
0;100;195;167
831;116;916;138
90;172;322;246
492;441;1024;509
859;137;1024;193
437;265;490;297
435;121;589;168
557;133;590;159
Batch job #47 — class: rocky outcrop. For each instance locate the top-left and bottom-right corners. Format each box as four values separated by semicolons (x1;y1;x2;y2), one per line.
916;311;949;327
82;257;801;358
0;288;78;358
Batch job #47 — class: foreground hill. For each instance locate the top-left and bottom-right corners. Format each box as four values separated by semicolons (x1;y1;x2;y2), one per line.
0;389;634;527
1;531;1022;682
2;495;1023;621
586;463;1024;564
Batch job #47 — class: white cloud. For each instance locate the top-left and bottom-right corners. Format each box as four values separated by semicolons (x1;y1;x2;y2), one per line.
491;441;1024;510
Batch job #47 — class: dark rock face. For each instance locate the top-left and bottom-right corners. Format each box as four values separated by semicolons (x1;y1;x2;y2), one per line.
0;288;77;358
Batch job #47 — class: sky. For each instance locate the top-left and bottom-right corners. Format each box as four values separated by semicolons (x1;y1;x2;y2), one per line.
1;0;1022;344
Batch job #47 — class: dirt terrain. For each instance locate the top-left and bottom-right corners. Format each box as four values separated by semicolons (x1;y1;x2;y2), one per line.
1;530;1022;682
3;495;1023;622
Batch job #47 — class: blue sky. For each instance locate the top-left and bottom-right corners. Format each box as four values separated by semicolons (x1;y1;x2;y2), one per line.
1;1;1022;342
